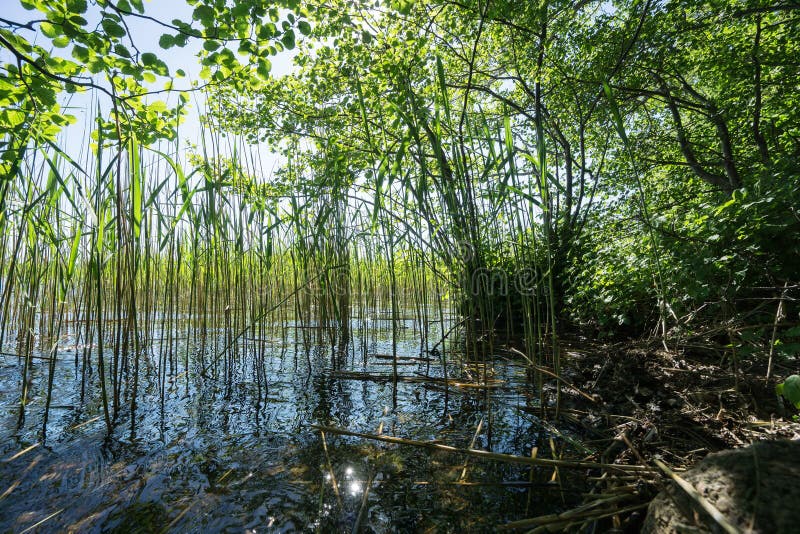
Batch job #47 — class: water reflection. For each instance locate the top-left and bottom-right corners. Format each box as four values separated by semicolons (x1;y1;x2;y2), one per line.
348;480;361;497
0;314;582;532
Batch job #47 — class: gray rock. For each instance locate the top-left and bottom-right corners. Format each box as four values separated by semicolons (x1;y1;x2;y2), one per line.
643;440;800;533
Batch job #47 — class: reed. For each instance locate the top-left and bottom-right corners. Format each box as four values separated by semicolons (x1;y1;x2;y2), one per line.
0;55;568;442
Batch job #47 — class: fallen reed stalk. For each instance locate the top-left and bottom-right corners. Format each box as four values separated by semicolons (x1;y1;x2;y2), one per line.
508;347;598;404
319;430;343;508
508;502;651;532
310;424;656;474
500;494;643;530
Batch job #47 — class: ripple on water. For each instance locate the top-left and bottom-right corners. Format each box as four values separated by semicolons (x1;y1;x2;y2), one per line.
0;322;582;532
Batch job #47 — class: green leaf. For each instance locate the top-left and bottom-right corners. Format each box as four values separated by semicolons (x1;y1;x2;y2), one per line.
257;23;275;39
97;201;107;252
281;29;296;50
503;184;542;207
44;156;62;208
777;375;800;408
148;100;168;113
101;18;126;39
298;21;311;36
72;45;90;63
67;225;82;273
40;21;61;38
66;0;87;14
129;133;142;239
52;35;70;48
114;44;132;58
141;52;158;66
87;59;106;74
193;5;215;25
159;34;175;49
603;82;629;144
256;59;271;79
435;55;451;127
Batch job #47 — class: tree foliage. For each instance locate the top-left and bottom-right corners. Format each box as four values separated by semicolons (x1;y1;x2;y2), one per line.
3;0;799;337
0;0;310;163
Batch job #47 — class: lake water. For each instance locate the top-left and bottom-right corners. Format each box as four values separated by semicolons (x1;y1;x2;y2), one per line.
0;313;583;532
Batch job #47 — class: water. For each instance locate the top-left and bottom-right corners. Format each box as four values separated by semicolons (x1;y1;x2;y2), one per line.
0;314;582;532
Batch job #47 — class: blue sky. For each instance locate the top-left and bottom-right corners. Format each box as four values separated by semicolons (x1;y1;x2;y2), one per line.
3;1;296;162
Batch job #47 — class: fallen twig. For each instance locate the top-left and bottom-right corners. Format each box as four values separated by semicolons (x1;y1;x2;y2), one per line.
508;347;598;403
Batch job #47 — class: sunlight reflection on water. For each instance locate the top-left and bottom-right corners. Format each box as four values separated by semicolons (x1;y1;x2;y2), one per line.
0;314;578;532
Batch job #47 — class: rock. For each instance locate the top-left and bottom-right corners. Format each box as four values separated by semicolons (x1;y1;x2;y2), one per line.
643;439;800;533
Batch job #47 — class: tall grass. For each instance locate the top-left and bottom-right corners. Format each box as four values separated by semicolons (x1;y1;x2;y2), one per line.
1;57;573;440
